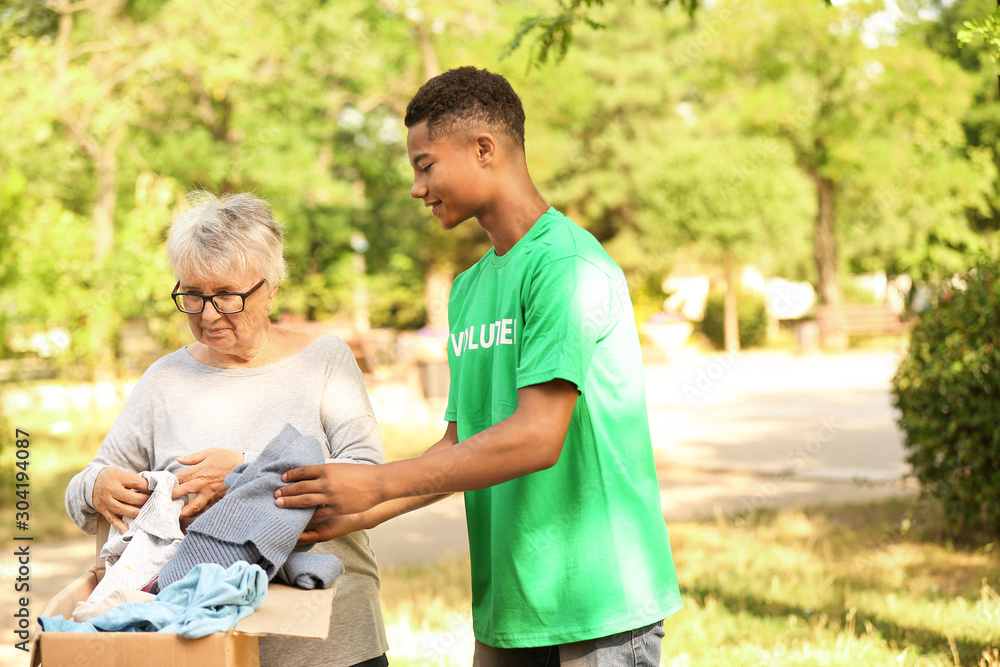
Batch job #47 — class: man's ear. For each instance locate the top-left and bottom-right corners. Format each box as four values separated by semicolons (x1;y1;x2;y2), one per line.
474;133;497;165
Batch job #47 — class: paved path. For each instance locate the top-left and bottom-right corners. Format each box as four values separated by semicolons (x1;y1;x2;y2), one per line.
646;348;912;517
0;349;915;666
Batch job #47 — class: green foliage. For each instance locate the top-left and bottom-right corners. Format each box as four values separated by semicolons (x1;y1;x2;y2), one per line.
891;256;1000;541
503;0;835;69
0;0;57;55
957;6;1000;63
699;288;768;350
1;0;999;379
911;0;1000;238
503;0;608;68
691;0;995;294
640;133;814;271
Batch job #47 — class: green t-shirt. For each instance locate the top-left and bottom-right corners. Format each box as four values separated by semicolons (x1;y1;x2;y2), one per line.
445;208;683;648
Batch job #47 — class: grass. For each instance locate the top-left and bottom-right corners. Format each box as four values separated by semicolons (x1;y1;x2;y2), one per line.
665;499;1000;666
377;498;1000;666
379;559;475;666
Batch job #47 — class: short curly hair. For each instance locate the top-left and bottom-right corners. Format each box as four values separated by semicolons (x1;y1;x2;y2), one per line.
404;66;526;157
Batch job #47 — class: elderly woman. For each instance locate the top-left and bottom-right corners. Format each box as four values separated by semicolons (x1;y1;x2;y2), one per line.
65;191;388;667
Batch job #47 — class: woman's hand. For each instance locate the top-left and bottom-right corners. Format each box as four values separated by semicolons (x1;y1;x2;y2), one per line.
172;448;244;519
93;467;151;534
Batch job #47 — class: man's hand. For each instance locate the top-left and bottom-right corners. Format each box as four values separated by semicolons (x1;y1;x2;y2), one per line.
172;448;243;519
275;463;385;515
296;506;368;545
93;467;150;534
280;423;459;544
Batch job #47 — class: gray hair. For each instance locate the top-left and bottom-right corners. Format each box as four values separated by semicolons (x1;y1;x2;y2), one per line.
166;191;287;286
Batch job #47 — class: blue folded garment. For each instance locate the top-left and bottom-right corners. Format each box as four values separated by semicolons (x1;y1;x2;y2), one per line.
39;561;267;639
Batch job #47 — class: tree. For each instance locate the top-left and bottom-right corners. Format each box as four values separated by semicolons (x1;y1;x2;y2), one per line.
4;0;993;378
639;135;813;352
513;1;817;332
0;0;176;379
911;0;1000;241
689;0;994;317
0;0;515;377
0;0;57;55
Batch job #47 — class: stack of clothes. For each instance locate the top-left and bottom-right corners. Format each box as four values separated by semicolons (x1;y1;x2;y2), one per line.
41;424;343;638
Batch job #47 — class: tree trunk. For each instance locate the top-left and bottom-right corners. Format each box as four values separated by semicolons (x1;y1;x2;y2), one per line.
811;171;847;350
812;171;841;307
87;135;122;384
51;0;122;383
93;132;121;262
414;22;441;81
723;249;740;354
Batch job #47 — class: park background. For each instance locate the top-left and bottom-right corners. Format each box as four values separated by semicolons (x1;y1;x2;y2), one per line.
2;0;1000;664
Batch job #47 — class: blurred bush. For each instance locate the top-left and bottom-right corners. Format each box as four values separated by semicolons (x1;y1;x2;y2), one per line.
699;289;769;350
891;256;1000;542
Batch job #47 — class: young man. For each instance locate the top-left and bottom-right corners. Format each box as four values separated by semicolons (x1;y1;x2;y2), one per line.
277;66;682;665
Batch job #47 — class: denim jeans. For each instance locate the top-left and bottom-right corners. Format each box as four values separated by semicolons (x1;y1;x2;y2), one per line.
472;620;665;667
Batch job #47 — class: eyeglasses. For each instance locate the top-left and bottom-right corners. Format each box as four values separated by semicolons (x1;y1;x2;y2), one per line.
171;279;267;314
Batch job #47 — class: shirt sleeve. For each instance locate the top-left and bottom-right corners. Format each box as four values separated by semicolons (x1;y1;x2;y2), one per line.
517;256;615;391
319;337;386;466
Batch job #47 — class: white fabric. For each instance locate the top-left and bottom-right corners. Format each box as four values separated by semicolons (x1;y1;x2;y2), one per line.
72;589;157;622
87;470;185;604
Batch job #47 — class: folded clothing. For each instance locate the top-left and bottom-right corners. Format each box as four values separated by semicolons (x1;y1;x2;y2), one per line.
158;423;343;590
40;561;267;639
279;550;345;590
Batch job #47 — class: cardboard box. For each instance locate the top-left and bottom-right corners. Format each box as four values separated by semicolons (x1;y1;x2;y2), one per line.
30;521;335;667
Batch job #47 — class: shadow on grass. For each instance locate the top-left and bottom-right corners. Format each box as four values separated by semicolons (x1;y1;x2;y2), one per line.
684;583;991;665
680;496;1000;664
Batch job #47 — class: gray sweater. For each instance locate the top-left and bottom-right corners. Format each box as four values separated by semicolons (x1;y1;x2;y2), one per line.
65;335;388;667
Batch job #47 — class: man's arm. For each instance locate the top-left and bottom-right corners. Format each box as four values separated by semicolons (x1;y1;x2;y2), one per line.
277;378;578;516
293;421;459;544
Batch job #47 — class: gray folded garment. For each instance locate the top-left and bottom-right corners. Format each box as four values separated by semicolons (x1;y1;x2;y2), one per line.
279;550;345;590
158;423;344;590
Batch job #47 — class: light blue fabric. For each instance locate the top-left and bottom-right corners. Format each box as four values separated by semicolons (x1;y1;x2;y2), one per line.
39;561;267;639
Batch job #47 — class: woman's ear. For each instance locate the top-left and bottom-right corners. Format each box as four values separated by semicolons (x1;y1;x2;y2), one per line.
266;282;280;311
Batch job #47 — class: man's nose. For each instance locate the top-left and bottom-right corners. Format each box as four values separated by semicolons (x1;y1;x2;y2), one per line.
411;179;426;200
